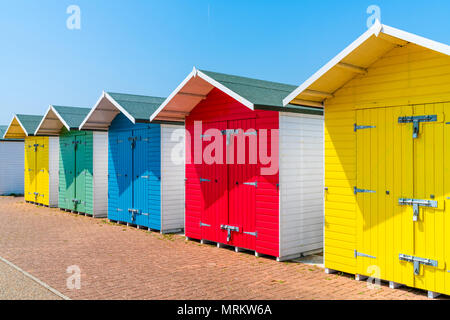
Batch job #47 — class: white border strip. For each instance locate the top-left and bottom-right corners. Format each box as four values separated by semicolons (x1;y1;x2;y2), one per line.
0;255;70;300
282;21;450;106
150;67;255;122
79;91;136;130
34;105;71;136
4;114;29;138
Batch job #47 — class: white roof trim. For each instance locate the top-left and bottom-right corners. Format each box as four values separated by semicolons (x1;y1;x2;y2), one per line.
4;114;29;138
34;105;71;135
150;67;255;122
283;22;450;106
79;91;136;130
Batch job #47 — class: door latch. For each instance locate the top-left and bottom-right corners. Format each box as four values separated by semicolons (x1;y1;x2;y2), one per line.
398;115;437;139
354;187;376;194
221;225;240;242
398;198;438;221
354;124;376;132
399;253;438;275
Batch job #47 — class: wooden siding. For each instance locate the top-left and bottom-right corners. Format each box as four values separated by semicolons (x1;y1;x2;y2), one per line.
324;43;450;275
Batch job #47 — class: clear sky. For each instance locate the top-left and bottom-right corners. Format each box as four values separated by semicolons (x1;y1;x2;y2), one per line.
0;0;448;124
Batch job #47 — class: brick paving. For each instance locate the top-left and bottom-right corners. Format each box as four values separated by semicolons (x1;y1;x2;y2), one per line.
0;196;438;300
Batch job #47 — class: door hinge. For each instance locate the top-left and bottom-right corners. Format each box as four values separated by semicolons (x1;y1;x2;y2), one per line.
399;253;438;275
354;124;376;132
243;182;257;188
354;187;376;194
398;198;438;221
221;225;240;242
354;250;376;259
200;222;211;227
200;134;211;139
200;178;211;182
117;208;123;212
398;115;437;139
243;231;258;237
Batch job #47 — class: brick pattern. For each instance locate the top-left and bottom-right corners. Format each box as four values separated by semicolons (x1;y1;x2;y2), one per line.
0;197;439;300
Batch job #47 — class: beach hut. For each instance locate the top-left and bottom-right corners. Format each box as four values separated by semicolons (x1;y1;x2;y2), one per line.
151;68;324;261
283;22;450;297
3;114;59;206
80;92;185;232
35;105;108;217
0;126;24;195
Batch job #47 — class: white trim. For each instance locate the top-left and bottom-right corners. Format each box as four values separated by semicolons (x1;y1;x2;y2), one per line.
149;67;255;122
34;105;71;136
4;114;29;138
282;22;450;106
150;68;197;122
79;91;136;130
79;92;106;130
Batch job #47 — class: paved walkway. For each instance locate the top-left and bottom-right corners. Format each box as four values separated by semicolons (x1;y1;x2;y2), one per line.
0;197;435;300
0;258;62;300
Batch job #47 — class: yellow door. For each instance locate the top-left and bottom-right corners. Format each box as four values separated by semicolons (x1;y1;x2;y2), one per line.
24;137;38;202
356;106;414;286
357;104;448;294
407;103;446;293
35;137;50;206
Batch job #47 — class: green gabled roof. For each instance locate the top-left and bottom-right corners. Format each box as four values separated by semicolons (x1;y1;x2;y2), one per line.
199;69;299;108
16;114;44;135
52;105;91;129
107;92;166;121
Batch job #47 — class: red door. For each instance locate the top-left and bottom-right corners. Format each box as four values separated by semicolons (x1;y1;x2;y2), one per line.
200;121;228;243
226;119;257;250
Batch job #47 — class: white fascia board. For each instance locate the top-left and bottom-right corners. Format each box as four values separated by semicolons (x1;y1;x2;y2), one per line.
282;22;381;106
382;24;450;56
196;70;254;110
13;115;30;137
150;67;255;122
283;22;450;106
35;105;70;135
104;92;136;124
34;106;53;135
79;92;106;130
79;91;136;130
149;67;197;122
50;105;71;131
3;115;24;139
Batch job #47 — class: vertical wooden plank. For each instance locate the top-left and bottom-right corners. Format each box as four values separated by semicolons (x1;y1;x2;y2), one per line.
434;103;445;294
385;107;394;281
370;108;378;276
378;107;386;279
356;110;364;276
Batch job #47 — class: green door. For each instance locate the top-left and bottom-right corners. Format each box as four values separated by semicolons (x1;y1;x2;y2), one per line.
60;136;76;210
74;135;87;213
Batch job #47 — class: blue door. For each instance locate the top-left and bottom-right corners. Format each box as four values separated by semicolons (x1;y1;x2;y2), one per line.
108;130;133;222
132;129;149;227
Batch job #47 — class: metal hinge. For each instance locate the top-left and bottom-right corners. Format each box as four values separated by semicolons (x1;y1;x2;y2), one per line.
117;208;123;212
398;115;437;139
200;178;211;182
200;222;211;227
200;134;211;139
399;253;438;275
398;198;438;221
141;176;149;179
354;187;376;194
354;250;376;259
243;182;257;188
243;231;258;237
354;124;376;132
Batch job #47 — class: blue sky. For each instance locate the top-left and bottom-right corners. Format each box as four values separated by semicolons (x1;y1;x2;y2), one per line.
0;0;448;124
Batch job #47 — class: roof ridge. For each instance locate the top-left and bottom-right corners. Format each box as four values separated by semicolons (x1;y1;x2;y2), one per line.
199;69;297;91
107;92;166;101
